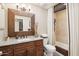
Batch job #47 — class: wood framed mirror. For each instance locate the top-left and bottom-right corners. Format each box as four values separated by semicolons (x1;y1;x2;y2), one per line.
8;8;35;37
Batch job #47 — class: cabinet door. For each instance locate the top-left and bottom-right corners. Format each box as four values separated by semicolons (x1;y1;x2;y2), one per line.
14;43;27;56
34;40;44;56
26;42;35;56
14;42;35;56
0;45;13;56
14;49;26;56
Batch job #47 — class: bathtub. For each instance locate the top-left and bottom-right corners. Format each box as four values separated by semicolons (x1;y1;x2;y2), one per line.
55;41;69;51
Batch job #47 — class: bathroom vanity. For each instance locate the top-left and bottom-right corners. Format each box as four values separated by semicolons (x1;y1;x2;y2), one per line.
0;8;44;56
0;37;44;56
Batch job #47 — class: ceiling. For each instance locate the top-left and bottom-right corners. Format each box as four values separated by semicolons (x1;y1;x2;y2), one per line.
6;3;58;10
31;3;57;9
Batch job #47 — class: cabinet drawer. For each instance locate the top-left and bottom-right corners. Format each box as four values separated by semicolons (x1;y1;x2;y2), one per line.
14;42;34;49
34;40;43;46
26;42;34;47
14;43;27;49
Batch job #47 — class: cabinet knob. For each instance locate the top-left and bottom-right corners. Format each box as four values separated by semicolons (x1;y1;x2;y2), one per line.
0;51;9;56
0;51;3;56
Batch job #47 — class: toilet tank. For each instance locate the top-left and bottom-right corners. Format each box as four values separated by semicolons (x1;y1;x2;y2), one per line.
43;38;48;46
40;34;48;46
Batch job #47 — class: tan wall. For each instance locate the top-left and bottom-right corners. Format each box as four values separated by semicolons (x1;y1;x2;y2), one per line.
55;9;69;44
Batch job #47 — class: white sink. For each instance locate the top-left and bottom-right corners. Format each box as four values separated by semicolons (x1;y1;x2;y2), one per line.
17;38;32;42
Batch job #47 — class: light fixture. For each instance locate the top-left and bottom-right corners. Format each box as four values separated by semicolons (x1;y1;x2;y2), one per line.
15;3;20;9
21;4;26;8
28;5;31;11
16;4;31;12
0;3;4;9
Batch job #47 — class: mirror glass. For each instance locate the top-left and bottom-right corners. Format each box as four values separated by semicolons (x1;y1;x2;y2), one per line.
15;15;31;32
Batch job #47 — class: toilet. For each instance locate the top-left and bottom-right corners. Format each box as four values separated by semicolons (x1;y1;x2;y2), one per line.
41;34;56;56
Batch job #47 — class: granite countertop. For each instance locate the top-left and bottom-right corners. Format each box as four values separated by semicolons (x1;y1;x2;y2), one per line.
0;36;43;47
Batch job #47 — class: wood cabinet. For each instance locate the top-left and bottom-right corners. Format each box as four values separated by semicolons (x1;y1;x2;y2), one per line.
0;45;13;56
14;43;27;56
35;40;44;56
26;42;35;56
0;40;44;56
14;42;35;56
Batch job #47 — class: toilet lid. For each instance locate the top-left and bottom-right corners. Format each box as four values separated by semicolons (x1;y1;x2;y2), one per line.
44;45;56;51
